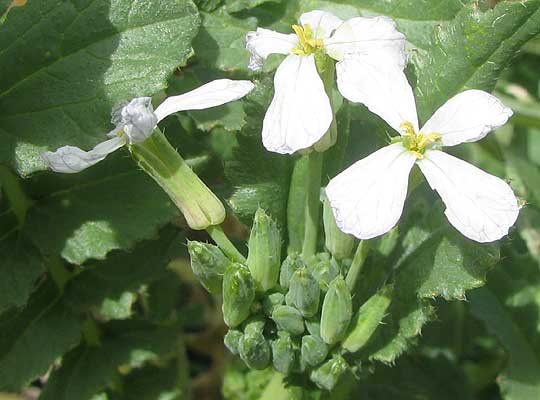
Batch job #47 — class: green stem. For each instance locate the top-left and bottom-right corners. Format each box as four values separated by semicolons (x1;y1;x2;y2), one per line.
206;225;246;263
302;151;323;260
346;240;372;291
82;317;101;347
0;165;33;227
130;129;226;230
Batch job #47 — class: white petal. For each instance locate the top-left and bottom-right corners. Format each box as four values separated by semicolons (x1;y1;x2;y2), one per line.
326;143;416;240
245;28;298;70
154;79;255;122
418;150;519;243
299;10;343;39
262;54;332;154
420;90;513;147
336;56;418;132
41;136;126;173
325;16;406;66
113;97;157;144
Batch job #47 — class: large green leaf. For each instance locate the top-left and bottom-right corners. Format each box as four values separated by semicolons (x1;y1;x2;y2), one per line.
0;0;200;176
63;228;180;318
0;280;82;391
22;153;177;264
469;253;540;400
40;321;181;400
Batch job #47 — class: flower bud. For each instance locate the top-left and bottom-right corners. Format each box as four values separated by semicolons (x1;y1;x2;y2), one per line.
279;253;305;290
342;286;393;353
224;329;243;355
188;241;231;294
238;331;271;370
320;277;352;345
113;97;157;144
271;331;296;374
222;263;255;328
243;315;266;336
262;292;284;317
301;335;328;368
305;318;321;338
288;267;320;318
323;196;355;260
308;253;340;291
271;305;305;336
310;355;348;391
247;209;281;292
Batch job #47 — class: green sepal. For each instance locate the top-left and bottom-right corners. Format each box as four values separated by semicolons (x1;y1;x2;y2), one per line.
288;267;321;318
243;315;266;336
342;285;393;353
238;332;271;370
301;335;329;368
224;330;243;356
262;292;285;317
247;208;281;292
271;331;296;375
320;277;352;345
279;253;305;290
323;197;355;260
222;263;255;328
271;305;305;336
308;253;340;291
305;318;321;338
310;354;349;391
187;240;231;294
130;129;225;230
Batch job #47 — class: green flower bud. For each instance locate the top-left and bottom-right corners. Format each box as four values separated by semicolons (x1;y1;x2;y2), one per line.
224;329;243;355
222;263;255;328
247;209;281;292
323;197;355;260
262;292;285;317
285;290;294;307
301;335;328;368
188;241;231;294
243;315;266;336
310;355;349;391
305;318;321;338
288;267;320;318
271;331;296;374
238;332;271;370
342;285;393;353
320;277;352;345
271;305;305;336
308;254;340;291
279;253;305;289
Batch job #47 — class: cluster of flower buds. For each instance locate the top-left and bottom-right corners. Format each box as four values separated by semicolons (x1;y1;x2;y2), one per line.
188;207;395;390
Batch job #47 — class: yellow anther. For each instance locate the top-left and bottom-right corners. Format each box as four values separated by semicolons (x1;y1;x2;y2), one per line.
396;121;441;159
291;23;325;55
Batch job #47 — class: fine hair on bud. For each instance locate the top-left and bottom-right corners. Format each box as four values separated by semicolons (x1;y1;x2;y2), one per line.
222;263;255;328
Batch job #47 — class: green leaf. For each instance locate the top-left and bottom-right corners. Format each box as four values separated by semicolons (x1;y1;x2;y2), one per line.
226;0;283;13
0;0;200;176
63;228;180;317
413;1;540;122
23;153;177;264
469;256;540;400
0;280;82;391
225;78;291;229
40;321;181;400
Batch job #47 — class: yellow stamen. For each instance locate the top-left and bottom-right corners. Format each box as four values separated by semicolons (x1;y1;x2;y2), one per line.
291;23;324;55
397;121;441;159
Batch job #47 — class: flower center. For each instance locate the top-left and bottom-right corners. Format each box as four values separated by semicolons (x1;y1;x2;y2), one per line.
396;121;441;159
291;24;325;55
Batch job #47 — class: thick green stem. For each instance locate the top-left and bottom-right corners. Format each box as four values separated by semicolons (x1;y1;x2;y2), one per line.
302;151;323;259
346;240;372;291
130;129;225;230
206;225;246;263
0;165;33;227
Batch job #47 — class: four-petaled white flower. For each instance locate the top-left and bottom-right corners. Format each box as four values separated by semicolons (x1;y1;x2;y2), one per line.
326;63;520;243
42;79;255;173
246;10;406;154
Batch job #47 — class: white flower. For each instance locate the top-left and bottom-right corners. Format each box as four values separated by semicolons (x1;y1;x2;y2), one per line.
326;65;519;243
41;80;255;173
246;10;406;154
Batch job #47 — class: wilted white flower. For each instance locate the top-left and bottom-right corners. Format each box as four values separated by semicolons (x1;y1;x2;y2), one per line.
42;80;255;173
326;65;519;243
246;10;406;154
